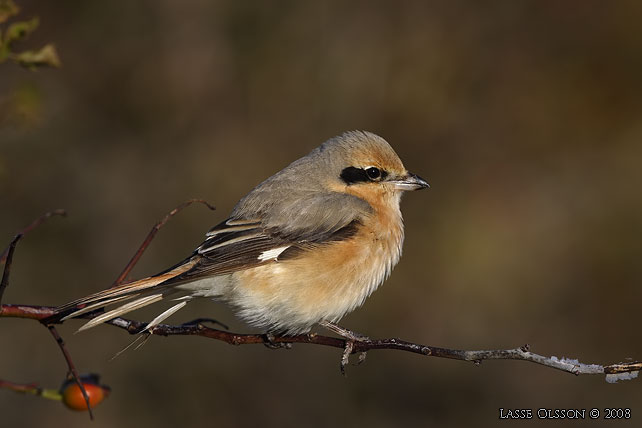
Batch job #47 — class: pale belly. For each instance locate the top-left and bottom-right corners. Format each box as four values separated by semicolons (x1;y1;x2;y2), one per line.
228;226;403;334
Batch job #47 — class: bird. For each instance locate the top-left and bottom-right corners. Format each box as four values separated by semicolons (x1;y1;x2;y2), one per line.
56;131;428;342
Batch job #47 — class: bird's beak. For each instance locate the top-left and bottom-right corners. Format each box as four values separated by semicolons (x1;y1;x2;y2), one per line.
391;172;430;191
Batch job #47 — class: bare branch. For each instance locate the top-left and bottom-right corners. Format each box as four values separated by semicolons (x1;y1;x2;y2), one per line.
120;319;638;379
0;234;21;305
46;325;93;420
0;379;40;394
111;199;215;286
1;303;638;381
1;209;66;305
0;379;61;401
0;303;56;319
0;209;66;264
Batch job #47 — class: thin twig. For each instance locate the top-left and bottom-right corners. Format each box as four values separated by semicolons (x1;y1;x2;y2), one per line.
0;379;63;402
111;199;215;286
0;304;57;319
0;379;41;394
46;325;94;420
0;209;67;264
0;304;639;380
0;210;89;418
104;317;641;378
0;234;22;306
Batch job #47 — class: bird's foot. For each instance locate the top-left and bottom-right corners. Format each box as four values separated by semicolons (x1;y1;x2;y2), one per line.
180;318;229;330
262;332;292;350
319;321;369;376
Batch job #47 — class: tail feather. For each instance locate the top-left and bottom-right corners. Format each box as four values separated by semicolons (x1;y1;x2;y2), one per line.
77;294;164;332
56;257;199;331
57;275;168;318
144;300;189;332
60;294;137;321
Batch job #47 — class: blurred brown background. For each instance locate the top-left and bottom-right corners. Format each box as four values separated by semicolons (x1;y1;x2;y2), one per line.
1;1;641;427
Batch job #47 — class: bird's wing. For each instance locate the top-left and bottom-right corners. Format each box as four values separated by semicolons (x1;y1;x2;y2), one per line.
170;191;371;281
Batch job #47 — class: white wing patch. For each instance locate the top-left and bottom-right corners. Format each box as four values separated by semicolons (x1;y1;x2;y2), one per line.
258;246;290;262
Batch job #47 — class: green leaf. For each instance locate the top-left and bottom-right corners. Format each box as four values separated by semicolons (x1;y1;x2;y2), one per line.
5;16;39;45
14;43;61;69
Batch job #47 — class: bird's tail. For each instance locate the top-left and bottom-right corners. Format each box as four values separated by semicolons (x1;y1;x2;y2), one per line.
55;257;199;332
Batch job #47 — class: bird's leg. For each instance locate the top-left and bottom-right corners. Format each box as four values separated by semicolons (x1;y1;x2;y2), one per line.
318;321;369;375
319;320;369;341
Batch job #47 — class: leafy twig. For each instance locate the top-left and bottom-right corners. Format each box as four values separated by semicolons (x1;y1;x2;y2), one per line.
0;1;61;69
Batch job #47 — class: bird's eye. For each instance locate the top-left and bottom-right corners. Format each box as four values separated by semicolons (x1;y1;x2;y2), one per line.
365;167;381;180
340;166;387;185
